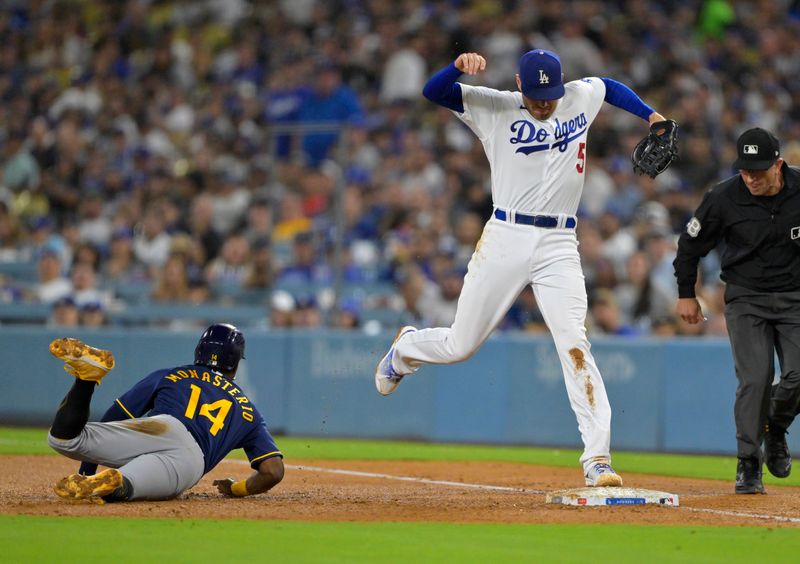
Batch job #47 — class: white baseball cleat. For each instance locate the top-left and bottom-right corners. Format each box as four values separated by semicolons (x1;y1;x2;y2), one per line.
584;459;623;487
374;326;417;396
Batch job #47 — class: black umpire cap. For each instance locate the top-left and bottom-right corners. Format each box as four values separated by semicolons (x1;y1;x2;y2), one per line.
733;127;780;170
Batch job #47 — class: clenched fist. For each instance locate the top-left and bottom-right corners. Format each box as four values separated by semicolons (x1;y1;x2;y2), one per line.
455;53;486;75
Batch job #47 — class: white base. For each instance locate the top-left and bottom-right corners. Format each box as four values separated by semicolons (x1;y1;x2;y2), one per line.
545;487;679;507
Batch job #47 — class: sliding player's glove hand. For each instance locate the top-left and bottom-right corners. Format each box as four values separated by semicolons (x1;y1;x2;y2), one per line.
631;119;679;178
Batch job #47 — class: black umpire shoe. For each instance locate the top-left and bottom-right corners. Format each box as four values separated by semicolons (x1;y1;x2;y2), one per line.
735;457;765;494
764;426;792;478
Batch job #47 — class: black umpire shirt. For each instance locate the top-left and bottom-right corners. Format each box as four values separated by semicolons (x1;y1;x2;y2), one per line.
674;163;800;298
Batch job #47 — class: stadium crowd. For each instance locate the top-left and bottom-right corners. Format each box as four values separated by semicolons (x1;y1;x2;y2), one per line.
1;0;800;335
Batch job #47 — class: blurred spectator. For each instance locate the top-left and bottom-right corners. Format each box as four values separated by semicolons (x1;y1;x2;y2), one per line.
34;248;72;304
242;197;274;247
242;237;275;291
2;0;799;334
331;298;361;330
183;193;224;265
292;295;323;328
0;205;23;261
2;128;40;192
133;205;172;275
77;190;112;248
25;215;67;264
380;33;427;103
152;253;190;303
502;287;548;333
80;301;108;327
210;170;250;235
72;242;102;271
48;295;79;327
614;250;674;331
71;262;112;309
205;232;251;290
295;62;364;167
269;289;295;328
102;227;147;284
589;288;643;337
276;231;331;287
419;266;465;327
651;315;679;337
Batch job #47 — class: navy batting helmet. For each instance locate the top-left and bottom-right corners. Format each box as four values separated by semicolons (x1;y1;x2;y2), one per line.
194;323;245;375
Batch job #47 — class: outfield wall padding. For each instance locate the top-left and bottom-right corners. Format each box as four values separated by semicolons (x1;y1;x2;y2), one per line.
1;327;792;455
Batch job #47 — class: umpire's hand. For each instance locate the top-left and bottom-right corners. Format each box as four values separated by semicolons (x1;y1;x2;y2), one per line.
676;298;706;324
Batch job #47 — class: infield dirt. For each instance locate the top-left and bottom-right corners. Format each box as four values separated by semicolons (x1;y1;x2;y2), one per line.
3;455;800;527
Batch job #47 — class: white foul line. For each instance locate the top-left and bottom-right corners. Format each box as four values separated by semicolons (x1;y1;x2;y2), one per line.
681;506;800;524
234;460;800;524
285;463;545;494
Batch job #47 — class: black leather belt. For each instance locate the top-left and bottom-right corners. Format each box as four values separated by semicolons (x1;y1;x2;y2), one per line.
494;209;576;229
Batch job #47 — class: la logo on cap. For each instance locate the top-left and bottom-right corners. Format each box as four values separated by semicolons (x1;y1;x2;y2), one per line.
539;70;549;84
743;145;759;154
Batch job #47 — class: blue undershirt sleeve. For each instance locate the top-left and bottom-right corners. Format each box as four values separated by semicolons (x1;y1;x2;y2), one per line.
422;63;465;113
601;77;654;122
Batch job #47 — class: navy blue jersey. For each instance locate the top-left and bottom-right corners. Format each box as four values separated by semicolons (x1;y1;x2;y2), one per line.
113;365;281;474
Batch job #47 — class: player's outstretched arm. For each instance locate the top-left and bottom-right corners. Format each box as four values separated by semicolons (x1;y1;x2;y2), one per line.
213;456;285;497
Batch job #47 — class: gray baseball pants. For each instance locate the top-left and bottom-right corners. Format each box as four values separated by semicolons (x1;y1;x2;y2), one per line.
725;283;800;459
48;414;205;500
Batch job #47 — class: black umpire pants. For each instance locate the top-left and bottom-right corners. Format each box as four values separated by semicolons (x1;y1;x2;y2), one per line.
724;283;800;459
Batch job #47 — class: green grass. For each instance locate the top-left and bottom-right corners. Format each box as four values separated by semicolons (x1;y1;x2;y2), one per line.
4;427;800;561
3;426;799;486
1;515;799;563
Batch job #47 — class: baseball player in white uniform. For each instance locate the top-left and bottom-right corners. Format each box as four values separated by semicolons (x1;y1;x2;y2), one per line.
375;50;668;487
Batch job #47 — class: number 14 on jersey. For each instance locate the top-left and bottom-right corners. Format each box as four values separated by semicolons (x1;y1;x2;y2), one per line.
184;384;232;436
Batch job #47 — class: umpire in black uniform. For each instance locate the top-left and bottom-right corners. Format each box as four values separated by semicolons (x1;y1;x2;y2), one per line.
674;127;800;494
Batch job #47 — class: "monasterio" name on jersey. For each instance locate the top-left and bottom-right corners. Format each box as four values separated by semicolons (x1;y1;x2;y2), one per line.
164;369;256;422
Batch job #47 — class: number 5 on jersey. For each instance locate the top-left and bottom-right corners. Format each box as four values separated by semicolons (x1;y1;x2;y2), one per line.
576;142;586;173
184;384;232;436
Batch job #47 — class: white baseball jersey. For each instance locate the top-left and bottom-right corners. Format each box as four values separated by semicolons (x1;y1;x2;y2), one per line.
389;73;620;475
455;78;607;215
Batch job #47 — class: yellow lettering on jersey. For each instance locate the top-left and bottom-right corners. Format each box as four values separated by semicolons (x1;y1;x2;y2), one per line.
165;373;181;383
236;396;249;405
213;374;222;387
227;387;240;397
241;405;253;412
177;370;189;379
242;412;254;422
184;384;234;436
220;380;231;391
201;372;211;383
188;369;198;379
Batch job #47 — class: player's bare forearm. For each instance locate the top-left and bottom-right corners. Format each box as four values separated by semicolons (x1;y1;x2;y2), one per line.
648;111;666;125
213;456;284;497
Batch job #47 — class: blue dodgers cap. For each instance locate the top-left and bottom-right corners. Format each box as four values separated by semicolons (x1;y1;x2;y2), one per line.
519;49;565;101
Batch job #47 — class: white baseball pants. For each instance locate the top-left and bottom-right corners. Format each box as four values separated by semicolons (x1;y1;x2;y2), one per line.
393;217;612;471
